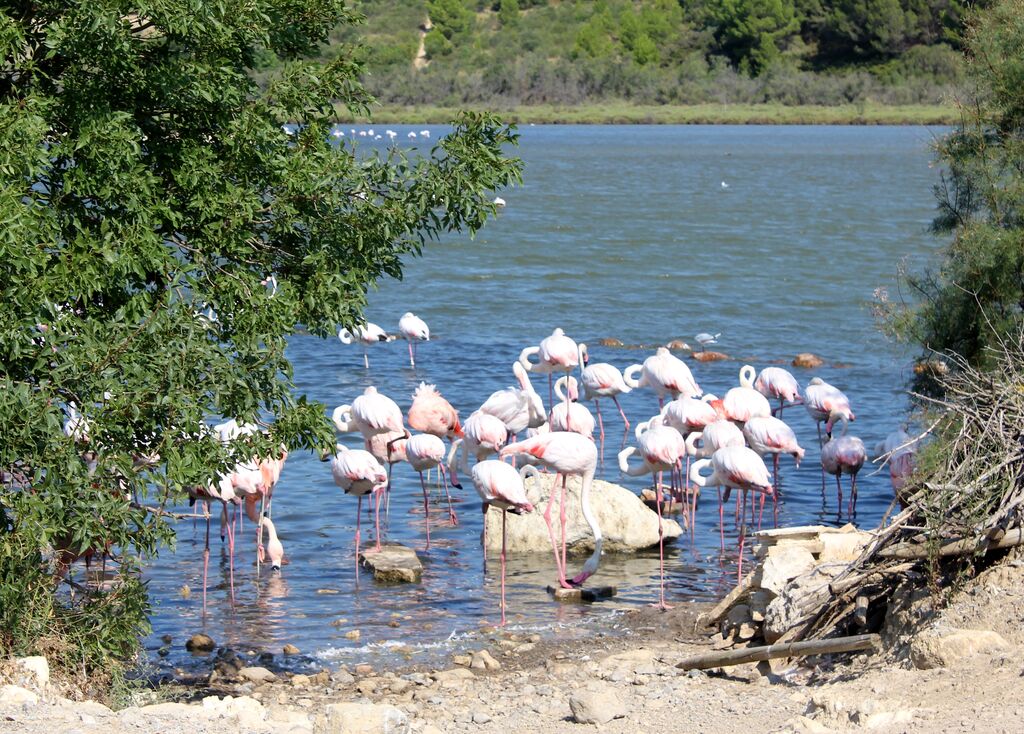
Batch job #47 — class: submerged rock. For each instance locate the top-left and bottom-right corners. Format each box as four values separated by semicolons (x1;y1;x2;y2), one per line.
692;350;729;362
358;544;423;583
483;473;683;554
186;633;216;653
792;353;824;368
596;337;624;347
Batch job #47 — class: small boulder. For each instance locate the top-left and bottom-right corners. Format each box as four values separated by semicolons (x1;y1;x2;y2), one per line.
291;674;311;687
283;644;300;655
596;337;624;347
322;702;408;734
470;650;501;671
0;684;38;706
238;666;277;684
692;350;729;362
909;627;1011;669
792;353;824;369
568;689;626;725
15;656;49;687
666;339;691;351
759;545;817;595
186;633;216;653
359;544;423;583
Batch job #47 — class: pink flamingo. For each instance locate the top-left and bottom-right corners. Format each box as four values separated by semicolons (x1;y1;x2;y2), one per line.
624;347;701;408
259;516;284;570
550;377;596;438
689;446;773;577
500;432;600;589
804;377;855;446
580;359;632;444
519;328;584;420
408;382;463;440
480;361;546;440
189;474;239;609
404;433;462;548
452;411;509;471
662;394;719;436
471;460;536;625
821;413;867;516
684;419;746;459
338;322;389;369
874;428;918;502
721;365;772;425
398;312;429;367
754;367;802;416
742;415;805;525
618;418;687;608
326;444;389;553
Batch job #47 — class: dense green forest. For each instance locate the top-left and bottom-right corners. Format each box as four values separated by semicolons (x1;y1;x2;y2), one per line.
266;0;970;108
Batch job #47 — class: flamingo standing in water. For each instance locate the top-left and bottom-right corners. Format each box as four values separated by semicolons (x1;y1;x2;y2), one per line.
821;413;867;516
875;427;918;502
624;347;701;408
689;446;773;576
398;312;430;367
259;516;284;571
754;367;802;416
326;444;389;553
804;377;855;446
742;415;804;525
404;433;462;548
408;382;462;440
550;377;596;438
471;460;536;625
500;432;600;589
519;328;584;423
618;418;686;609
684;419;746;459
580;358;632;446
339;322;389;369
480;361;546;441
450;411;508;471
721;365;772;425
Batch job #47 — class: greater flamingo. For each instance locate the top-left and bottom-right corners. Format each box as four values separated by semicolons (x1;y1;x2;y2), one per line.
821;413;867;516
326;444;389;553
618;418;687;608
754;367;802;416
721;365;772;424
624;347;701;408
804;377;855;446
471;460;536;625
519;328;584;417
338;322;389;368
480;361;546;440
451;411;508;471
259;516;284;571
550;377;595;438
500;432;600;589
874;427;918;501
580;359;632;442
684;419;746;459
404;433;461;548
408;382;462;440
398;312;429;367
689;446;773;576
335;386;405;438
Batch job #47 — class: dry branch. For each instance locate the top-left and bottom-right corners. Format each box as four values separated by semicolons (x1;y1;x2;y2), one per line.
675;634;881;670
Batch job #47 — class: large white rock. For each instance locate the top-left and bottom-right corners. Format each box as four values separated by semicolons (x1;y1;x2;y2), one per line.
909;627;1011;669
482;473;683;554
0;684;38;706
15;656;49;687
758;545;817;595
319;702;409;734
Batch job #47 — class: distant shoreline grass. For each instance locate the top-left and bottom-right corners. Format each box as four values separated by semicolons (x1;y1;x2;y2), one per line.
333;102;957;126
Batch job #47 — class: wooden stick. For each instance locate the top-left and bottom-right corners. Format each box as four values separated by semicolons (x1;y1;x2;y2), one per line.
877;527;1024;559
675;633;881;671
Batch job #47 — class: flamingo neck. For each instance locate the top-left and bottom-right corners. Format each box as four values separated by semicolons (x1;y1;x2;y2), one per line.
579;468;601;544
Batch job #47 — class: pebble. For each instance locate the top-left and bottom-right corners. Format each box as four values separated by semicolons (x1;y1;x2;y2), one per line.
472;711;493;724
291;674;311;687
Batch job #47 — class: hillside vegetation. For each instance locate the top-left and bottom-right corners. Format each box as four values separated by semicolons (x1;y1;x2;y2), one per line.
275;0;968;110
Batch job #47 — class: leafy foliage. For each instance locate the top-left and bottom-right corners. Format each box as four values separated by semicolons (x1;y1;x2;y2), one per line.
0;0;520;677
879;0;1024;378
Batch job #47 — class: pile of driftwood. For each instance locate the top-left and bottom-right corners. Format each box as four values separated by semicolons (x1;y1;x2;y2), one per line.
685;338;1024;669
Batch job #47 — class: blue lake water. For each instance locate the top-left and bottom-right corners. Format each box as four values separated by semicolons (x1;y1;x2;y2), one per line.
143;124;945;672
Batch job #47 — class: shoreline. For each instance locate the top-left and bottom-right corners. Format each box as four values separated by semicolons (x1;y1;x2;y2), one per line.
332;102;958;126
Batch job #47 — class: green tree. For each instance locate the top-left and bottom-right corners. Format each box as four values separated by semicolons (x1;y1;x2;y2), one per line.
428;0;475;40
707;0;801;73
499;0;520;28
0;0;519;679
880;0;1024;378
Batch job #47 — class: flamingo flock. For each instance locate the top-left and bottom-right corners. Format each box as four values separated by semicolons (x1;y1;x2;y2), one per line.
52;314;918;624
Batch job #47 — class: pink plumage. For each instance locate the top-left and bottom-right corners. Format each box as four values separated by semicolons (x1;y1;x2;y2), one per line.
408;382;462;439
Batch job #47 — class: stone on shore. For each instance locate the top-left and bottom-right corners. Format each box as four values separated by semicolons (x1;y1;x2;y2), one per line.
909;627;1010;669
0;684;39;706
239;666;277;683
568;688;626;724
321;702;409;734
358;544;423;583
483;473;683;554
15;656;49;687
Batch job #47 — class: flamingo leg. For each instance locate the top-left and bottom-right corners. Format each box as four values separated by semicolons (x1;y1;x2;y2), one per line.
836;475;844;518
717;487;725;551
612;395;630;431
355;495;362;578
652;468;672;610
559;474;572;589
481;502;489;575
256;491;266;578
737;490;748;581
500;508;508;627
202;506;211;611
373;487;383;552
439;464;459;525
595;400;605;462
363;349;369;369
850;473;859;517
542;473;566;584
419;472;431;550
408;340;415;368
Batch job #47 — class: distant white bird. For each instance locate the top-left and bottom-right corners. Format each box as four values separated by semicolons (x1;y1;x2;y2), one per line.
493;196;506;207
331;128;344;138
338;322;389;368
420;130;430;138
694;332;720;351
386;130;397;140
398;312;430;367
721;181;729;189
408;131;417;139
358;130;367;137
367;129;375;136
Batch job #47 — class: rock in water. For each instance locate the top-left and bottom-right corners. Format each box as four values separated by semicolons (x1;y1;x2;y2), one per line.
358;544;423;583
792;352;824;368
597;337;624;347
186;633;216;653
282;643;300;655
483;474;683;554
568;689;626;724
692;350;729;362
